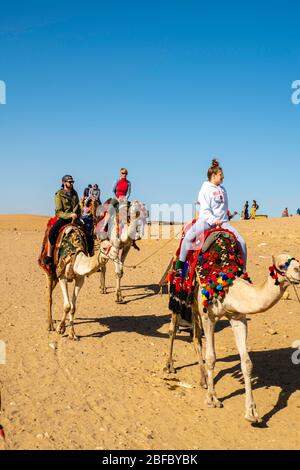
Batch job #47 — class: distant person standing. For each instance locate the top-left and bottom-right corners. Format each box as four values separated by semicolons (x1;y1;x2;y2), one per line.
243;201;249;220
250;200;259;219
112;168;131;201
282;207;289;217
297;208;300;216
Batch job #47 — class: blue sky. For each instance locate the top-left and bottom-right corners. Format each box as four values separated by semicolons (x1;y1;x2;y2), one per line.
0;0;300;219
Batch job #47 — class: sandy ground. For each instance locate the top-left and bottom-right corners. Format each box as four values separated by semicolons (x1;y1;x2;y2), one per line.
1;214;300;450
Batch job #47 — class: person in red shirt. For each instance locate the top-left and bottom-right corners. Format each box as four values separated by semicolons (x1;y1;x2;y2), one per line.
112;168;131;200
97;168;131;239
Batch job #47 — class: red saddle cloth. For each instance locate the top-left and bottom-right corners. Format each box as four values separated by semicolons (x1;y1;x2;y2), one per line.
168;223;248;322
37;217;57;274
38;217;74;274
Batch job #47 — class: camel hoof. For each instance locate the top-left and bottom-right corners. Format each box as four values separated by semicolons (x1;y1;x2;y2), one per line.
245;410;261;423
48;323;55;332
200;381;208;389
206;398;223;408
100;288;107;294
215;400;223;408
56;323;66;335
164;363;176;374
245;415;262;424
69;334;79;341
207;402;217;408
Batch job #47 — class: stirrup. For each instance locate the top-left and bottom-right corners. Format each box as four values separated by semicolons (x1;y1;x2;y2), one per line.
43;255;53;265
174;268;183;278
174;260;185;278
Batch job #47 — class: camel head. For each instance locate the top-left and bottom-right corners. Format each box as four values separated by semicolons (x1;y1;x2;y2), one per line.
128;200;148;240
272;254;300;285
129;200;143;220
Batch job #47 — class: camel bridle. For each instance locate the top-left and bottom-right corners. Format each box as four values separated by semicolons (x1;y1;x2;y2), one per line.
98;243;118;263
269;257;300;305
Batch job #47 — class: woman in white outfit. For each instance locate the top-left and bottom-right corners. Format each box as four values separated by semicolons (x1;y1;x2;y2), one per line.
176;159;247;274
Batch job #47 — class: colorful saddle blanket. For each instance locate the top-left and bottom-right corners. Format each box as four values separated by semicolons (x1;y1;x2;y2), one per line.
38;218;88;278
169;226;248;322
54;224;88;279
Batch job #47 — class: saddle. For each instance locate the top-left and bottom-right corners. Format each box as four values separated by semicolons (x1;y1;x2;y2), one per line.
38;219;88;280
168;227;248;321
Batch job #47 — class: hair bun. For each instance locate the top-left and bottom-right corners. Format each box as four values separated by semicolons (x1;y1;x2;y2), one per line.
212;159;219;168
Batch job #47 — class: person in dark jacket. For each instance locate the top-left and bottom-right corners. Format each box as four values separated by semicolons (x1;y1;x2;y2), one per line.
44;175;81;265
83;184;92;198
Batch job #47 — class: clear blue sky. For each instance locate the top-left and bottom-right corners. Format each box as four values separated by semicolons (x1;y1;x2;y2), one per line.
0;0;300;219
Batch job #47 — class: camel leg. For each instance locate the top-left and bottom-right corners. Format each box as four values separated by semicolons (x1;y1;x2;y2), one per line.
193;314;207;389
230;316;261;423
164;312;178;374
68;276;84;340
114;257;124;303
99;265;107;294
57;277;70;335
201;314;223;408
115;271;124;302
47;274;57;331
115;244;131;303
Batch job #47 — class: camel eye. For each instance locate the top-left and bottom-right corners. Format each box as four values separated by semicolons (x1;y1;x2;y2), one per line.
279;264;285;271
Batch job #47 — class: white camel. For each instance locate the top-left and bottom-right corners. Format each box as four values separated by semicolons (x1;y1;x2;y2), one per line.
46;235;120;340
96;200;147;303
165;253;300;423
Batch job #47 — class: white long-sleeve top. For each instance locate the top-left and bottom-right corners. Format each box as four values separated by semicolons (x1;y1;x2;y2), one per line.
197;181;229;226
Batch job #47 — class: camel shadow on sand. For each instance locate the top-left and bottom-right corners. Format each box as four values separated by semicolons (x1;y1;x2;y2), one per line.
214;347;300;427
76;313;172;340
97;283;160;304
76;302;298;426
76;292;231;343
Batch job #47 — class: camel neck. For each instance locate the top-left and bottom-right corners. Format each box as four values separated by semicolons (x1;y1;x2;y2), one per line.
74;250;105;276
118;217;139;243
249;274;287;313
223;272;288;316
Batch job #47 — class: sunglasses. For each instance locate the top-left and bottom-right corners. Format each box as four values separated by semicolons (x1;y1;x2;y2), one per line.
66;180;74;184
121;172;127;175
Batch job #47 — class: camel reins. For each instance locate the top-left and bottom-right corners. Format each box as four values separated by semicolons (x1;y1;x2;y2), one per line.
110;226;184;270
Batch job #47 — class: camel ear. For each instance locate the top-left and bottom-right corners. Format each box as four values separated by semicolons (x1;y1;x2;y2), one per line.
272;255;276;267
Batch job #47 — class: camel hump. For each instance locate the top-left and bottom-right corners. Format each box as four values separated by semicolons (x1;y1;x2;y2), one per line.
201;229;236;253
53;224;88;280
54;224;88;265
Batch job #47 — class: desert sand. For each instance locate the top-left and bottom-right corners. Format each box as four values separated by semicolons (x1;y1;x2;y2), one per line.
0;214;300;450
